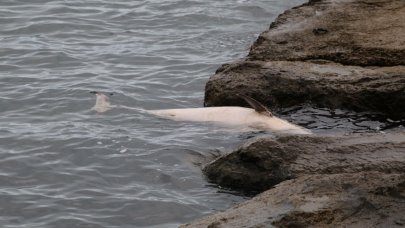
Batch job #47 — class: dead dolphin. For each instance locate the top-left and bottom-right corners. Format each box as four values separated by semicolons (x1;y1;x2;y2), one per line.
90;92;311;134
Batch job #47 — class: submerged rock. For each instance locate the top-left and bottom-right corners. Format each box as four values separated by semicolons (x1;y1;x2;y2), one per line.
181;172;405;228
204;0;405;119
203;133;405;193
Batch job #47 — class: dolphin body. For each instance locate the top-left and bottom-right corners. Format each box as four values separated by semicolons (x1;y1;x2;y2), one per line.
91;92;311;134
148;107;311;134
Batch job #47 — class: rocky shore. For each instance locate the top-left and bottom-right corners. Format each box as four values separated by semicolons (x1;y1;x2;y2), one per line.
182;172;405;227
204;0;405;119
204;133;405;193
183;0;405;227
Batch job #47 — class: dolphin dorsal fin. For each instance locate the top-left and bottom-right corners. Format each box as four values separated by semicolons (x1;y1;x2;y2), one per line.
237;94;273;117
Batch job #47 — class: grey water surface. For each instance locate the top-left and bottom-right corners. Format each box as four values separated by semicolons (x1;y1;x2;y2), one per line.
0;0;401;227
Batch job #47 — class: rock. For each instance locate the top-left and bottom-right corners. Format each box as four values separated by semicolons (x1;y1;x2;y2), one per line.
205;61;405;119
249;0;405;66
203;133;405;193
204;0;405;119
181;172;405;228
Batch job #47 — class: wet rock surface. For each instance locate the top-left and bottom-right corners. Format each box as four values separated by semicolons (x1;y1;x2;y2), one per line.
181;172;405;228
204;0;405;119
203;133;405;193
249;0;405;66
205;61;405;119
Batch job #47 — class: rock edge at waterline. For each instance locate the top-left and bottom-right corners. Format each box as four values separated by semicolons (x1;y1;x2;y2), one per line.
203;133;405;193
182;133;405;227
181;172;405;228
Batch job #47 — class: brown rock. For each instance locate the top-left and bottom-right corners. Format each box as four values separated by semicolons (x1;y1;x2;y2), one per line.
204;0;405;119
203;133;405;193
181;172;405;228
249;0;405;66
205;61;405;119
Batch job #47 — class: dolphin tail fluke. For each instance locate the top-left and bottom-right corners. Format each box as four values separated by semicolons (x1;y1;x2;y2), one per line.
90;91;148;113
91;91;112;113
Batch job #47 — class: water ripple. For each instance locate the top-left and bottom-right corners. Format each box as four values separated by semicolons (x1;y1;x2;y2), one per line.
5;0;393;227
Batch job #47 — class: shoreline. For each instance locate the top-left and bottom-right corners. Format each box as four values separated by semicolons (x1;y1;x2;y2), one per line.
182;0;405;227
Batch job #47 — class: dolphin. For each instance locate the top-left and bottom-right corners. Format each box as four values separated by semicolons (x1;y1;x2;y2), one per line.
90;92;311;134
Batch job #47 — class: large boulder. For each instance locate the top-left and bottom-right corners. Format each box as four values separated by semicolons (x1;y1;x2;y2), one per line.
203;133;405;193
204;0;405;119
249;0;405;66
181;172;405;228
205;61;405;119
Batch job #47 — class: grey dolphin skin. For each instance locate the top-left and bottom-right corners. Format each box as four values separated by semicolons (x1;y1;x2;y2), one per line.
90;92;311;134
